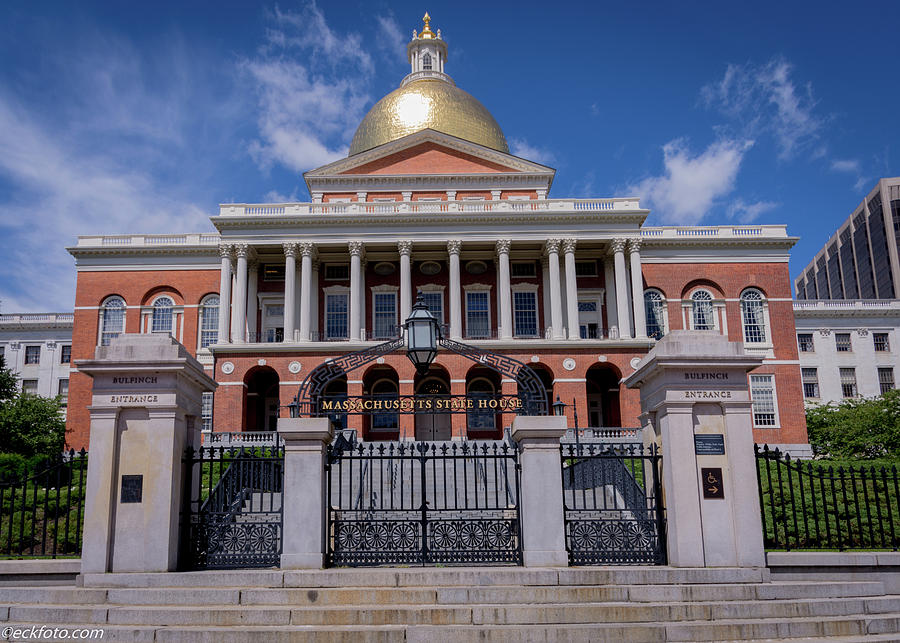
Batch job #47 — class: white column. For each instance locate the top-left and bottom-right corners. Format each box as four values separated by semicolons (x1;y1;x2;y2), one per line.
311;260;320;340
283;243;299;343
448;240;462;339
562;239;580;340
217;245;232;344
299;242;315;342
545;239;565;340
629;239;647;339
603;257;618;339
612;238;632;339
497;240;513;339
232;244;249;344
349;241;364;340
247;260;258;342
399;240;413;322
359;258;367;340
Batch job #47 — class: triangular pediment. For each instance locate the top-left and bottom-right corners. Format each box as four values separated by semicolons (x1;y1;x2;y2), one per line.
305;129;555;179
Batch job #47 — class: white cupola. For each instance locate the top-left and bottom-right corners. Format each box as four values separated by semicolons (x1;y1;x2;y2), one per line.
402;13;453;87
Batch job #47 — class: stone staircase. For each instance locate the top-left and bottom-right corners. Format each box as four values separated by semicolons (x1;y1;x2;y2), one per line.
2;567;899;641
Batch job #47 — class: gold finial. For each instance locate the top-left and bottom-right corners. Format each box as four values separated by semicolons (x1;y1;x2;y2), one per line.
420;12;435;39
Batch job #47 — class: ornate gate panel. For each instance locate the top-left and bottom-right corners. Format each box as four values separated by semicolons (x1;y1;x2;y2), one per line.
561;442;666;565
326;441;521;566
182;442;284;569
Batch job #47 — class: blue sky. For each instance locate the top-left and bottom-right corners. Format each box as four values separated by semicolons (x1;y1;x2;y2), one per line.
0;0;897;312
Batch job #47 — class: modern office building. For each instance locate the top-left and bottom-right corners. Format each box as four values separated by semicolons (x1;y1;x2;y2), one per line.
0;313;73;417
65;16;809;452
795;177;900;301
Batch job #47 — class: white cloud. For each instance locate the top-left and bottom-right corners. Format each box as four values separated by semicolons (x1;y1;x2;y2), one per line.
726;199;779;223
509;138;556;165
831;159;861;173
244;3;374;172
701;57;822;159
629;138;753;225
375;14;408;66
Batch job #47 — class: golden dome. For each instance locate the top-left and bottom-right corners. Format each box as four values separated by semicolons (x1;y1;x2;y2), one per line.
348;78;509;156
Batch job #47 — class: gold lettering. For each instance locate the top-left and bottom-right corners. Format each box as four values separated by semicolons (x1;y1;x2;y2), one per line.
488;399;498;409
321;400;334;411
478;399;489;409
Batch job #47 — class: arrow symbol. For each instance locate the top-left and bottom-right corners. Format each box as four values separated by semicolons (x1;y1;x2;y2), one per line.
708;485;719;494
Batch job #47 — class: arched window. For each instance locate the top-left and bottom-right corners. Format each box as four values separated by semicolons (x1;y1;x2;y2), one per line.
691;290;714;330
151;296;174;334
644;290;666;340
741;289;767;343
100;296;125;346
371;379;399;430
467;378;496;430
199;295;219;348
422;52;432;70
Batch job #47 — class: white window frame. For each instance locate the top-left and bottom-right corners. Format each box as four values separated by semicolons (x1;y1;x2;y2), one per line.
684;289;721;332
57;379;69;406
576;289;605;340
323;286;351;341
142;294;184;342
840;367;858;398
643;289;668;340
98;296;126;346
511;283;540;338
418;284;446;324
370;285;399;340
258;293;285;343
801;368;819;399
198;294;220;350
740;288;772;347
749;373;780;428
23;345;41;365
464;284;492;339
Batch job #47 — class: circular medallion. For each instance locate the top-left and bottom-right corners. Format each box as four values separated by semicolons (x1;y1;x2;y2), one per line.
630;357;642;369
376;357;385;364
562;358;576;371
221;361;234;375
288;361;302;374
419;260;442;275
530;355;539;363
597;355;607;363
465;260;487;275
374;262;396;276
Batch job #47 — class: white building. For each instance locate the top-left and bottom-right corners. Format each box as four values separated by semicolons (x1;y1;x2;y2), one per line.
794;300;900;405
0;313;73;416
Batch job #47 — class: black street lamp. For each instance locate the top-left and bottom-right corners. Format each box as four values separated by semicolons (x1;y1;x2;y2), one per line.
404;293;440;375
552;396;567;417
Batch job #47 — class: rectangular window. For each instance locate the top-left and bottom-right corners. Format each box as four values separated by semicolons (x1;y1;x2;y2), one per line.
24;345;40;365
22;379;38;395
324;264;350;280
840;368;858;398
750;374;777;427
60;345;71;364
874;333;890;352
797;333;814;352
325;293;349;340
201;391;214;432
879;368;895;395
57;379;69;406
200;305;219;348
835;333;852;352
510;261;536;278
372;292;397;339
513;291;538;337
466;291;490;338
801;368;819;399
262;264;285;281
421;291;444;323
575;260;598;277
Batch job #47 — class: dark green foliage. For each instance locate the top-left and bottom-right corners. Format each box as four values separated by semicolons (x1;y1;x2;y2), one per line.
806;389;900;459
0;356;16;403
0;453;27;481
0;393;67;456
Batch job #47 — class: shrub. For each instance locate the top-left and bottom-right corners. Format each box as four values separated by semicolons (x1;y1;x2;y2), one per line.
806;389;900;459
0;453;27;482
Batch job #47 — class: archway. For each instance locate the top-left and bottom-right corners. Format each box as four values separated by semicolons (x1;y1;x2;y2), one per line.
362;366;399;440
323;377;349;432
244;366;280;432
414;365;451;441
525;363;555;416
584;364;622;428
466;366;502;439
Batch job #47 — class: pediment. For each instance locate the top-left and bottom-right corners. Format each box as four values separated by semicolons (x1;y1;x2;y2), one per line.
304;129;555;179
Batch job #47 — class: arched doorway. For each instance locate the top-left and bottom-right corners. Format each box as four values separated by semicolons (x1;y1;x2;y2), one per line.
585;364;621;428
414;366;451;441
362;366;399;440
244;366;280;432
322;377;348;433
466;366;502;439
525;363;555;415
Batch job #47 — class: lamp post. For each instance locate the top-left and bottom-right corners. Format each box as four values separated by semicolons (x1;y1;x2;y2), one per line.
552;396;581;452
404;293;440;375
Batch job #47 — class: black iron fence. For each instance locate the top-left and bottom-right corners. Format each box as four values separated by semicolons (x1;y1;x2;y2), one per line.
182;443;284;569
756;445;900;551
560;442;666;565
326;440;521;566
0;450;87;558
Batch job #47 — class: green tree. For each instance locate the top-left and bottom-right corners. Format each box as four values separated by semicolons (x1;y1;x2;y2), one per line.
0;356;67;456
806;389;900;459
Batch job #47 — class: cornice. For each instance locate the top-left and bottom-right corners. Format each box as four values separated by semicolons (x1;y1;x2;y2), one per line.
67;245;220;259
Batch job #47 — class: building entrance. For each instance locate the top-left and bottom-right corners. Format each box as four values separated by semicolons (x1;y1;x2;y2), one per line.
414;378;451;440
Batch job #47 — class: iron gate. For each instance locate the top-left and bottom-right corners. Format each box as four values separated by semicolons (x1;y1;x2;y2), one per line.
561;442;666;565
182;442;284;569
326;440;521;566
